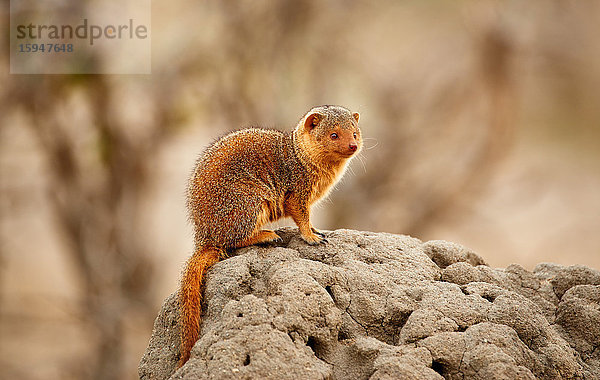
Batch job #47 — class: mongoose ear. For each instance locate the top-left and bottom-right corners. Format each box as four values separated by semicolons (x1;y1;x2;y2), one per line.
352;112;360;123
304;113;321;131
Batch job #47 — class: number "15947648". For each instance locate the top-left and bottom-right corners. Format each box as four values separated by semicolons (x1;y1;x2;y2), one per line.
18;43;73;53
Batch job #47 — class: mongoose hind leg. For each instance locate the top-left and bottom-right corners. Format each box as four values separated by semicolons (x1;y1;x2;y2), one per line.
233;201;282;248
237;229;282;248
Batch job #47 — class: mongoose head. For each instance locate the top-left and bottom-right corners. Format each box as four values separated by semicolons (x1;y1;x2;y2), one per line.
295;105;362;165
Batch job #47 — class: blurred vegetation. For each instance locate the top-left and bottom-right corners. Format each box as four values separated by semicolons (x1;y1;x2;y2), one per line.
1;1;599;379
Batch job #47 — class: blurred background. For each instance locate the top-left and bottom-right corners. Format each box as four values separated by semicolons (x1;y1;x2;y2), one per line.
1;1;599;379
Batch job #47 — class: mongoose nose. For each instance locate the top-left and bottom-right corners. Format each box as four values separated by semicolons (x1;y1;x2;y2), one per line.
349;143;358;152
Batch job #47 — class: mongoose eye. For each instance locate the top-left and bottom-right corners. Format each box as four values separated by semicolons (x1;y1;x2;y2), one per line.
353;132;357;139
330;133;339;140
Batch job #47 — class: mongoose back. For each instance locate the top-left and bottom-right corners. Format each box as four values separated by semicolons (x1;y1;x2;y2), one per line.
179;105;362;366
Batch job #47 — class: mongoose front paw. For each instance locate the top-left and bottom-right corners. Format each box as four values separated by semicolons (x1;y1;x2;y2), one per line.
311;228;327;238
301;233;328;245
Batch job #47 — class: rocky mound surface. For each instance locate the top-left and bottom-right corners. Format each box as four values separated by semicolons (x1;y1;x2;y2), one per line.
139;228;600;379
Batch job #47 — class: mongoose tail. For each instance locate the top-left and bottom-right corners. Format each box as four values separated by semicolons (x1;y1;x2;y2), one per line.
178;247;221;367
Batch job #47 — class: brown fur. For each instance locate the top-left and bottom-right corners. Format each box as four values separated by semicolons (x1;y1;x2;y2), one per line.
179;105;362;366
179;247;220;366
